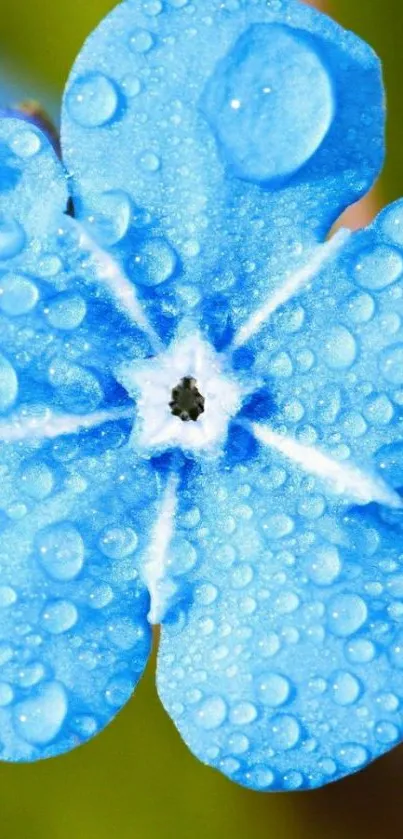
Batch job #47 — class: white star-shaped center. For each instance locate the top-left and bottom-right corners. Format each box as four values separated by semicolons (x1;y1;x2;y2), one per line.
117;332;243;455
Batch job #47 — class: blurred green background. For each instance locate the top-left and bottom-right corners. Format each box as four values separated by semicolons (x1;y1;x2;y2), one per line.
0;1;403;838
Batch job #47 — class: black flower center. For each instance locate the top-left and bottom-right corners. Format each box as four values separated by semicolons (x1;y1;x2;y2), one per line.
170;377;205;422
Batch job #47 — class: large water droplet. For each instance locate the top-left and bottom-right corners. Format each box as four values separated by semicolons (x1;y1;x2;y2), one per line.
307;545;342;586
67;73;119;128
36;523;85;581
201;23;334;184
354;246;403;290
0;273;38;315
379;343;403;385
10;129;42;159
327;593;368;637
321;326;357;370
85;190;132;247
42;600;78;634
13;682;68;745
345;637;376;664
195;696;227;730
0;353;18;412
230;702;257;725
331;671;361;706
0;216;25;260
99;526;138;559
257;673;291;707
269;714;301;751
336;743;368;770
133;238;177;286
46;294;87;330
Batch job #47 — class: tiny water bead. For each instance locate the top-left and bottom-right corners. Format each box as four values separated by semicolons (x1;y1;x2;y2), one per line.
202;23;334;184
66;73;119;128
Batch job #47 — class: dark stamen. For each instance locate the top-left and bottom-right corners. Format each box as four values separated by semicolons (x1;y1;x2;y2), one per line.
170;377;205;422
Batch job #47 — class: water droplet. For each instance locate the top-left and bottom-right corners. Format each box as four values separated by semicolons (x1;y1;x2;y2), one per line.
48;360;103;412
107;618;145;651
375;721;400;744
143;0;163;14
13;682;68;745
345;637;376;664
321;326;357;370
283;771;304;790
257;673;291;707
382;202;403;246
336;743;368;769
354;246;403;290
85;190;132;247
21;461;54;500
129;28;155;53
307;545;342;586
195;583;218;605
0;683;13;706
133;238;177;286
364;393;394;426
379;343;403;385
264;513;294;539
36;523;85;581
105;676;133;707
0;216;25;260
98;526;138;559
376;692;399;712
195;696;227;730
201;23;334;183
0;273;38;316
121;74;142;98
275;591;300;614
10;129;42;159
331;671;361;706
345;291;375;324
231;563;254;589
247;767;275;789
0;586;17;607
46;293;87;330
67;72;119;128
42;600;78;634
0;353;18;411
230;702;257;725
138;151;161;172
269;714;301;751
327;594;368;637
227;733;249;754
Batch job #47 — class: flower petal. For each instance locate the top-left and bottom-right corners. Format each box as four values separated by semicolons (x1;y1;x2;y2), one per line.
157;452;403;790
61;0;383;342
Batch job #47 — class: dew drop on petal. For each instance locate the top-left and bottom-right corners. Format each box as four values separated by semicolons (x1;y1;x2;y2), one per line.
66;72;119;127
41;600;78;634
230;702;257;725
0;353;18;411
98;526;138;559
0;273;39;316
0;216;25;260
36;523;85;581
307;545;342;586
46;294;87;330
129;28;155;54
10;129;42;159
269;714;301;751
354;246;403;290
257;673;291;707
331;671;361;706
133;238;177;286
195;696;227;730
321;326;357;370
336;743;369;770
13;682;68;745
379;344;403;385
327;594;368;637
201;23;334;183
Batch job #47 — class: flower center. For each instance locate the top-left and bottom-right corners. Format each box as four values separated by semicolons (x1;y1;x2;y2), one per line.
170;377;205;422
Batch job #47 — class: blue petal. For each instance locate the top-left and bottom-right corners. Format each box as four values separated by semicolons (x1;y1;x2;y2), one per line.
61;0;384;343
157;452;403;791
0;120;158;761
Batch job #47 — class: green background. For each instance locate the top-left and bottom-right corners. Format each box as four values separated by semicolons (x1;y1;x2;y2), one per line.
0;2;402;837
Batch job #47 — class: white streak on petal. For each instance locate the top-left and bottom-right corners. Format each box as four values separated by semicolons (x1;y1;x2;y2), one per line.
252;423;402;509
144;472;179;625
79;228;164;354
0;407;133;443
231;229;350;350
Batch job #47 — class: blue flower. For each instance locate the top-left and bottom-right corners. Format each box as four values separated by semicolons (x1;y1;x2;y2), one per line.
0;0;402;791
